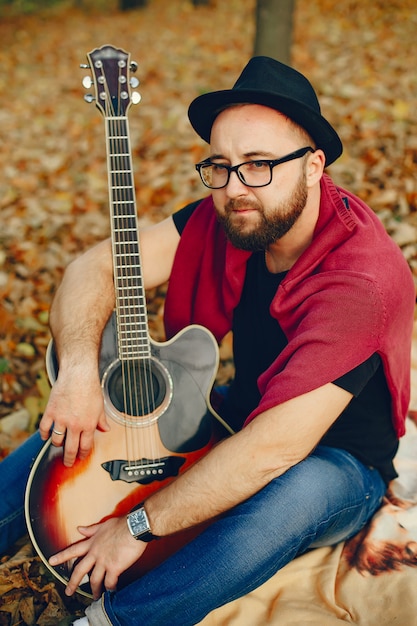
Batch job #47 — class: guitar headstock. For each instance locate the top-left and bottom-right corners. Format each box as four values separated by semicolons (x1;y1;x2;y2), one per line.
82;45;141;117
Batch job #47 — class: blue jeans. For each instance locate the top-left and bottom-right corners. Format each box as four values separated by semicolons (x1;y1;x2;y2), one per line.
85;445;386;626
0;431;44;554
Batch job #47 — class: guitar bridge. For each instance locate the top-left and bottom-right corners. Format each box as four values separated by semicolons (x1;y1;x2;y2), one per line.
101;456;186;484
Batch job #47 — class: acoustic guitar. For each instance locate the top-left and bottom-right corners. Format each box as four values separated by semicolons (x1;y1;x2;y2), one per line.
25;45;231;597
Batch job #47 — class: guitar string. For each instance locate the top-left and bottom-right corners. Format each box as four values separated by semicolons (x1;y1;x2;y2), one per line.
119;83;160;469
106;80;133;468
106;66;160;475
113;112;142;467
115;65;159;468
112;113;143;469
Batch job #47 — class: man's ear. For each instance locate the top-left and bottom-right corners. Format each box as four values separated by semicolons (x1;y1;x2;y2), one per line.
306;149;326;187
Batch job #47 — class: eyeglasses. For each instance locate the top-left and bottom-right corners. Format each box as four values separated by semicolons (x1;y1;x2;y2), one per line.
195;146;314;189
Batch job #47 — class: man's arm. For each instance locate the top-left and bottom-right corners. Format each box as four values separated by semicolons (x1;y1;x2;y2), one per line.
39;216;180;466
50;381;353;597
145;381;353;534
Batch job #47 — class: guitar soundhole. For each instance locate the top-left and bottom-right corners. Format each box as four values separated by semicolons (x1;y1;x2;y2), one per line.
103;358;172;425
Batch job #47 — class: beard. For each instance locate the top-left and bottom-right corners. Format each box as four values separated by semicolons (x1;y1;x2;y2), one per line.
215;168;308;251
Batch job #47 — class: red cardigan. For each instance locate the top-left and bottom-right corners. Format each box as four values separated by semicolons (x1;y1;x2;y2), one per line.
164;174;415;437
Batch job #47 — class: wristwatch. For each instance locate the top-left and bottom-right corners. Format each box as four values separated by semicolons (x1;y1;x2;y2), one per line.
126;503;158;542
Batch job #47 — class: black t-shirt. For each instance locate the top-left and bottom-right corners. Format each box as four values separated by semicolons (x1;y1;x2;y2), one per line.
173;202;398;484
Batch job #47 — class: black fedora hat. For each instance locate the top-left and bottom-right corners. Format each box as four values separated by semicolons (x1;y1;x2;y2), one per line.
188;56;342;166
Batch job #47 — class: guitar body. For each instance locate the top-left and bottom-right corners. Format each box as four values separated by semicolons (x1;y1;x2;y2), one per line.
25;315;221;596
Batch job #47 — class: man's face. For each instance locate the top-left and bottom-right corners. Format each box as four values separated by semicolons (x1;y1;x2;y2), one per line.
209;105;309;251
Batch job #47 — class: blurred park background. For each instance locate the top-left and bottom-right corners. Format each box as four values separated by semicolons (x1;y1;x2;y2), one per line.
0;0;416;622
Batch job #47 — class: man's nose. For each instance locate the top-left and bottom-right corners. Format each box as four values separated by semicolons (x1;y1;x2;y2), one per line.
224;169;249;197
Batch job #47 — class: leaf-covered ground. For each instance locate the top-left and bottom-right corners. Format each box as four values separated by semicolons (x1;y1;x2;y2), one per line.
0;0;416;623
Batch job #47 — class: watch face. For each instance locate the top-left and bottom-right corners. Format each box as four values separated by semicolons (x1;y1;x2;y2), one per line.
128;508;151;537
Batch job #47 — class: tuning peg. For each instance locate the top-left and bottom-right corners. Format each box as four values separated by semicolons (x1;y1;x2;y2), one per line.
80;63;90;69
130;77;140;88
82;76;93;89
131;91;142;105
84;94;95;103
130;61;138;73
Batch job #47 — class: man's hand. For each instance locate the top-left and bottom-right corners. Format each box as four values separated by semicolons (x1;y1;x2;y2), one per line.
39;366;110;467
49;517;146;599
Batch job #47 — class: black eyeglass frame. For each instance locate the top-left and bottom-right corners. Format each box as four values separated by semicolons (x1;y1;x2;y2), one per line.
195;146;314;189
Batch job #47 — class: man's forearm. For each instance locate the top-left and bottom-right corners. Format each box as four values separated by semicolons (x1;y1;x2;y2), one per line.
144;382;353;538
49;240;115;366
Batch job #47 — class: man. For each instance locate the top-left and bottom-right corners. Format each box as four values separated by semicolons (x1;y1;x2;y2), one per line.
1;57;414;625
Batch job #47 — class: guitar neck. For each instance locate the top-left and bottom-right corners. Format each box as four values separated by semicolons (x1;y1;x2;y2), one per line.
106;116;150;360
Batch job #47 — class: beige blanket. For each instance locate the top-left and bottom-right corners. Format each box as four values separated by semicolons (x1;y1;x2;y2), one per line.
201;417;417;625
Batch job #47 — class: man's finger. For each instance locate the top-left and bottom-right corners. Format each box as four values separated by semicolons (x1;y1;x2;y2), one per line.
50;425;66;447
49;538;89;567
38;411;53;440
89;563;107;599
97;412;111;432
78;430;96;460
62;431;82;467
65;554;96;597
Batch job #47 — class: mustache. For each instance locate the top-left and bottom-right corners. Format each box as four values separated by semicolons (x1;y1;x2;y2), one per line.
224;198;262;213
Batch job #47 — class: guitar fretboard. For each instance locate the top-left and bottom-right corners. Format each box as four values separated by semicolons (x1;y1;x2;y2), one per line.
106;117;150;361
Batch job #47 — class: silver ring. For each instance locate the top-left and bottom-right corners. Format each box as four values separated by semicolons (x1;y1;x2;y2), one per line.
52;428;65;436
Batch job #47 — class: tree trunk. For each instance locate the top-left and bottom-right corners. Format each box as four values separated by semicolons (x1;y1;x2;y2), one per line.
120;0;147;10
254;0;295;65
119;0;209;7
